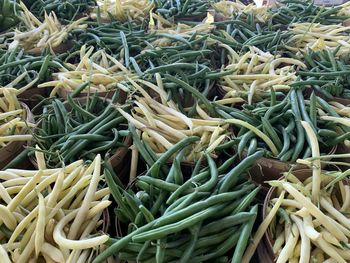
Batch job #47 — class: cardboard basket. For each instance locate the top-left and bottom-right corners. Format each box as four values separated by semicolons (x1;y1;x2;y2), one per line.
248;145;337;194
18;86;51;112
261;171;348;262
30;97;131;169
27;41;74;56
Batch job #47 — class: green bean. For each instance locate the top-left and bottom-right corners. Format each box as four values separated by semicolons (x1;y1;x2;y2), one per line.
71;82;90;98
132;204;225;242
173;147;187;185
67;95;96;120
233;187;260;214
178;223;201;263
129;124;157;167
63;117;124;162
120;31;130;67
238;131;254;157
164;74;215;116
156;238;166;263
219;151;264;193
231;205;258;263
166;155;236;204
199;212;256;236
137;240;151;262
296;89;316;131
290;90;305;161
148;136;199;178
165;191;207;215
262;117;282;152
196;228;236;250
156;187;252;228
105;168;134;222
309;91;317;128
247;138;257;156
280;147;294;162
277;128;290;159
93;221;156;263
191;230;240;262
138;176;181;192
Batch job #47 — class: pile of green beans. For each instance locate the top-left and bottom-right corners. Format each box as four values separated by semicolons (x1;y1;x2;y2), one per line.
65;21;155;63
137;33;232;97
28;0;96;22
270;0;349;25
297;48;350;99
155;0;208;21
216;89;350;162
0;0;21;32
212;19;292;53
0;48;65;88
31;92;130;167
94;130;260;263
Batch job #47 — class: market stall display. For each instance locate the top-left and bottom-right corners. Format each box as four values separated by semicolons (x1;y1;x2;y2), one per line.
1;0;350;262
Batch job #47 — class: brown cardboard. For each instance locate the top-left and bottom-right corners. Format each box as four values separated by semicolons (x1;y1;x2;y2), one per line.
248;145;336;196
18;86;50;112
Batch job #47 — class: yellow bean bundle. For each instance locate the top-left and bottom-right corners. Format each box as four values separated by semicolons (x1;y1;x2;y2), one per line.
288;23;350;57
337;2;350;17
212;0;270;22
8;2;87;53
266;173;350;263
219;47;305;103
91;0;154;23
38;45;136;97
0;88;33;148
0;154;110;263
118;78;230;162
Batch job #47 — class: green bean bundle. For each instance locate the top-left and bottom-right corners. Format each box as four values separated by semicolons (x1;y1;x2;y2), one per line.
32;93;130;167
137;33;232;98
212;19;292;53
155;0;208;21
94;133;261;263
297;48;350;99
0;0;21;32
270;0;349;25
0;48;65;91
216;89;350;162
67;21;155;63
28;0;96;22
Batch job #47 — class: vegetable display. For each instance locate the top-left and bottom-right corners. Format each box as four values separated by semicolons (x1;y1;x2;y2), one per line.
0;48;65;90
120;79;231;161
6;2;87;54
0;154;110;262
252;167;350;263
0;0;21;32
28;0;96;22
38;45;135;97
219;47;305;103
32;94;129;167
95;137;261;263
2;0;350;262
297;48;350;99
90;0;153;23
217;89;350;162
0;88;33;147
